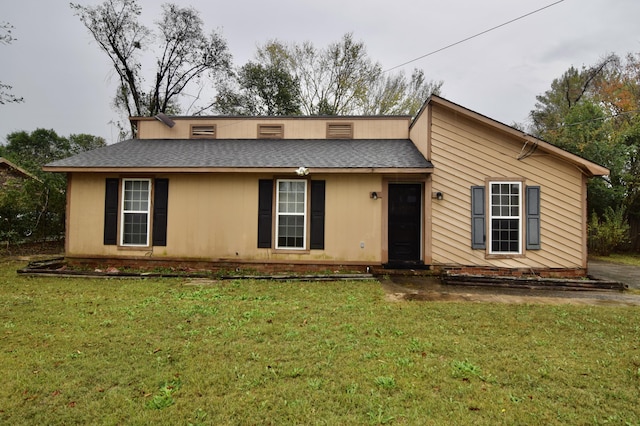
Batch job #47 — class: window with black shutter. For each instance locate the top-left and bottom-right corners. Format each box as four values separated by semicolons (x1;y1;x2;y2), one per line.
257;179;325;250
102;178;169;247
471;182;541;254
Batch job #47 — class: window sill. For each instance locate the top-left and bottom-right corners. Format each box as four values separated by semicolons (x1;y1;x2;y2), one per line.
271;248;311;255
117;244;152;251
486;253;525;259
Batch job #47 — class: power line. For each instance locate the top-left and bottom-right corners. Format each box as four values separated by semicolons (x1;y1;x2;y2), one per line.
562;109;640;127
384;0;566;73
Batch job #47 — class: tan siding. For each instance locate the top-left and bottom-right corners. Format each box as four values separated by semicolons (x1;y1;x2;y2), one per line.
429;105;586;269
66;173;384;263
409;106;430;160
137;117;410;140
67;174;115;256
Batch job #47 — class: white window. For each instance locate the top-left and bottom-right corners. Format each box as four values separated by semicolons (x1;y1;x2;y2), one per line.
121;179;151;246
276;179;307;249
489;182;522;254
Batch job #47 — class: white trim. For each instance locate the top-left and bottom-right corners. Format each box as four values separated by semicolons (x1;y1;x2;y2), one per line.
488;181;522;255
275;179;307;250
120;178;151;247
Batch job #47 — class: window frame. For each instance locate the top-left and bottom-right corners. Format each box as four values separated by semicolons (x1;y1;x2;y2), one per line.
275;179;308;250
120;178;152;247
488;180;523;255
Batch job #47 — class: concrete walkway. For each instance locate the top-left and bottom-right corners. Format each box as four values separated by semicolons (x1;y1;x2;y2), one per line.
588;260;640;289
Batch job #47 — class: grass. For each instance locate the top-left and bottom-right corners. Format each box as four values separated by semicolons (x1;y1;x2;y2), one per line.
1;260;639;425
592;253;640;267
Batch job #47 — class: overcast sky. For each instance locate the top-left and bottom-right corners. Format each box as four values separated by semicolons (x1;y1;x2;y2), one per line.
2;0;639;144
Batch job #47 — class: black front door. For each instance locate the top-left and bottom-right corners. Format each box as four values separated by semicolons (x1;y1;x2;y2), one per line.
388;183;422;265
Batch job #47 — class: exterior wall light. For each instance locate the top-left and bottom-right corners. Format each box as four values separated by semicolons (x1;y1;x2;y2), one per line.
436;191;443;200
370;191;380;199
295;166;309;176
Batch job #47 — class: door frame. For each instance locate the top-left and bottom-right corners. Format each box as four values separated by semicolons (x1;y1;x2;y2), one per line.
381;176;432;265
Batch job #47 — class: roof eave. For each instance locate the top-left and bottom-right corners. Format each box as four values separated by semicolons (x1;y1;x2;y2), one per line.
43;166;433;174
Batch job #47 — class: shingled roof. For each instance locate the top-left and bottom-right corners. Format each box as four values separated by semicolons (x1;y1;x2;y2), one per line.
44;138;433;171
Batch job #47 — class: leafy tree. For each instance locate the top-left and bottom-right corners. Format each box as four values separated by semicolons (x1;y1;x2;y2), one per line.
363;68;443;116
530;55;618;138
68;133;109;155
0;22;23;105
215;60;301;116
0;130;106;244
1;129;71;177
215;34;442;116
71;0;232;134
529;53;640;251
0;176;44;245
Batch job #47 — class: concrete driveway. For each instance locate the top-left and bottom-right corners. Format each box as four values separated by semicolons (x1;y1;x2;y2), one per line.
380;260;640;306
588;260;640;289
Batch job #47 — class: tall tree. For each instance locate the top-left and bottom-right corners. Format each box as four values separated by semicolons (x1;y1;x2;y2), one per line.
0;22;23;105
529;53;640;251
530;54;618;138
71;0;232;135
215;60;301;116
0;129;106;243
363;69;443;116
215;34;442;116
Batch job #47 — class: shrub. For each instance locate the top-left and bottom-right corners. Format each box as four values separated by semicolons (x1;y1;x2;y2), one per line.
588;206;630;255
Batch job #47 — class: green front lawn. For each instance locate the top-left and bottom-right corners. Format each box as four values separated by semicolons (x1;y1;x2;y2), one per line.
1;260;639;425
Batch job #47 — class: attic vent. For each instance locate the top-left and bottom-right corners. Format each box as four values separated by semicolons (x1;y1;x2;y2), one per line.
258;124;284;139
191;125;216;139
327;123;353;139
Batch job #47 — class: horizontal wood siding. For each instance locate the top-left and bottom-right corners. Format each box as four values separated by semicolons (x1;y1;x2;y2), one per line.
429;105;585;269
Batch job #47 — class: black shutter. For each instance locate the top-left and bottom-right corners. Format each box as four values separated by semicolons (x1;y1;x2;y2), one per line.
526;186;541;250
152;178;169;246
471;186;486;249
310;180;326;250
103;178;119;245
257;180;273;248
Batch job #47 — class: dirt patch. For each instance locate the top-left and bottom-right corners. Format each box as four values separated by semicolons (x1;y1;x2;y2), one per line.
0;240;64;258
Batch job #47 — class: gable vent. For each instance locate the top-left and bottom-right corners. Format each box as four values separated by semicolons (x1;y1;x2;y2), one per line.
327;123;353;139
191;125;216;139
258;124;284;139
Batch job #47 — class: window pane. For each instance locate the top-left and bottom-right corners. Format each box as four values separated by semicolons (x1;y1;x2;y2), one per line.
278;215;304;248
123;213;148;245
124;180;149;212
278;180;305;213
491;218;519;253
